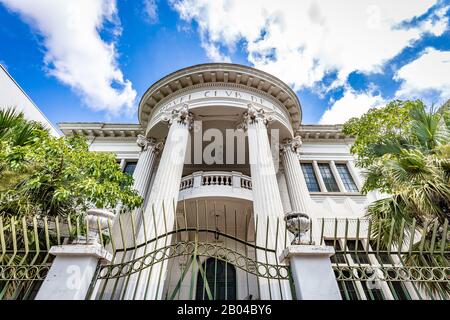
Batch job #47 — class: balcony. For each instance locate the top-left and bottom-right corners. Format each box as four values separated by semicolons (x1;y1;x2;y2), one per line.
178;171;253;201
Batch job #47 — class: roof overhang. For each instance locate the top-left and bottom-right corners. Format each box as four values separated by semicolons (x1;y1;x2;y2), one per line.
138;63;302;132
58;122;143;138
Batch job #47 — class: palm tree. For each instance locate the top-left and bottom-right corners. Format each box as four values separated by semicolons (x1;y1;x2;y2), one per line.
0;107;45;190
0;107;44;147
363;102;450;296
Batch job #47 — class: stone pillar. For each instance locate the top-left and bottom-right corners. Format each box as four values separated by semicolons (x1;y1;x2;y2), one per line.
280;245;342;300
238;103;291;300
132;135;162;197
35;209;113;300
124;104;193;300
35;243;112;300
280;136;314;216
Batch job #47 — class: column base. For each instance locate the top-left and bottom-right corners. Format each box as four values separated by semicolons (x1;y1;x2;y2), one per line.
280;245;342;300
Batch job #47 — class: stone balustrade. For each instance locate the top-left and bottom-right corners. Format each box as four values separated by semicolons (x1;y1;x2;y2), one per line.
178;171;253;201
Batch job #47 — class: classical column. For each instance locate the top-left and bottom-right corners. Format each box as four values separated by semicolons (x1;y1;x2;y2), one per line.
238;103;291;300
280;136;314;218
124;104;193;300
132;135;162;198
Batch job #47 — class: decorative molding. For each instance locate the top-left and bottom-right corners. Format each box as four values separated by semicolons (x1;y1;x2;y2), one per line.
280;136;302;155
237;103;275;131
136;134;163;152
58;122;353;142
161;103;194;129
138;63;302;130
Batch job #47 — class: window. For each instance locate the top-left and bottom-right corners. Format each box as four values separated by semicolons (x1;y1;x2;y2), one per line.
369;240;393;265
196;258;236;300
317;163;340;192
123;161;137;176
301;163;321;192
346;240;370;264
336;164;358;192
325;240;346;264
338;270;360;300
360;270;385;300
387;271;411;300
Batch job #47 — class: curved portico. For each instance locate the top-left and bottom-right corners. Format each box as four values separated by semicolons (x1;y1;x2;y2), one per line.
120;63;313;300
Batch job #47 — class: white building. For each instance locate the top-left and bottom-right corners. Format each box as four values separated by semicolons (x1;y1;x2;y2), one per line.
25;62;440;302
0;64;60;136
55;63;423;301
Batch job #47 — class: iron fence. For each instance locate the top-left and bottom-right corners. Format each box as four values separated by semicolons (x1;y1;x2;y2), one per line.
86;200;295;300
1;208;449;300
0;215;84;300
314;218;450;300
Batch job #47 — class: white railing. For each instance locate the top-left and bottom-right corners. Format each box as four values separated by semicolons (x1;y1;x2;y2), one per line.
180;177;193;190
180;171;252;191
241;176;252;190
202;172;232;186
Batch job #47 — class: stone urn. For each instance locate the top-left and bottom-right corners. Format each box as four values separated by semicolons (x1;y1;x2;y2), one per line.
284;212;313;245
84;208;116;243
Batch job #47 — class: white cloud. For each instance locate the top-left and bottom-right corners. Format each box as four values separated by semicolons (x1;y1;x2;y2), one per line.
395;48;450;104
170;0;446;91
419;5;449;37
143;0;158;24
319;89;386;124
201;42;231;63
0;0;137;116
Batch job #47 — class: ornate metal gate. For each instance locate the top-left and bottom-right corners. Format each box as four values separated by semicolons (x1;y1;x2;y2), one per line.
85;201;294;300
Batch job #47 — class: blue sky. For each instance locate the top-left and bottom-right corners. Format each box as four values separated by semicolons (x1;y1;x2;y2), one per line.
0;0;449;126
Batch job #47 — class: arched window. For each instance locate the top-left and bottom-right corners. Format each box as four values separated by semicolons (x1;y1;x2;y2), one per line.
196;258;236;300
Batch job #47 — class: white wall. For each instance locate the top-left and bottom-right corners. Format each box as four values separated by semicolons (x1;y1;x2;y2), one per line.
88;138;140;160
300;140;379;219
0;64;60;136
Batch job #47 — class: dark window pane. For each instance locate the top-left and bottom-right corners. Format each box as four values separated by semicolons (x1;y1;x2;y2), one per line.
325;240;346;264
360;270;385;300
196;259;236;300
369;240;392;264
387;271;411;300
318;163;340;192
339;270;360;300
336;164;359;192
347;240;370;264
124;161;137;176
301;163;321;192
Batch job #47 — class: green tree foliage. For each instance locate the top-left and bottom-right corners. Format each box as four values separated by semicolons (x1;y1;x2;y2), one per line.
343;100;418;169
0;107;142;218
344;100;450;295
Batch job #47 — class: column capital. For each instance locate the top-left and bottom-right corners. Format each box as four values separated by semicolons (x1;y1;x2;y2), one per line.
280;135;303;155
136;135;163;152
161;103;194;129
237;103;274;131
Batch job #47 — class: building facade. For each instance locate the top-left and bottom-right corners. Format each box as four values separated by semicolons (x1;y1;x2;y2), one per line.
0;61;446;301
55;63;428;301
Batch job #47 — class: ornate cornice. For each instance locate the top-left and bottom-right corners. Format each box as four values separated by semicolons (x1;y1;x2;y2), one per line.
237;103;274;131
138;63;302;130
